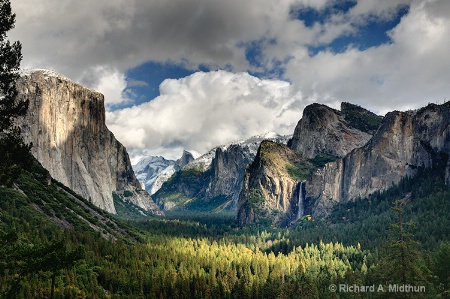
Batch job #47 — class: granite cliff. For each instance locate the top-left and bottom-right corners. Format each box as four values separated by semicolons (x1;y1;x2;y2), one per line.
238;102;450;225
238;102;381;225
237;141;312;226
16;69;161;215
288;103;376;159
153;133;290;212
309;102;450;217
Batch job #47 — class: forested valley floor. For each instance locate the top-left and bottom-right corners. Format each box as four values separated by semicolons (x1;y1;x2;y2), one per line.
1;161;449;299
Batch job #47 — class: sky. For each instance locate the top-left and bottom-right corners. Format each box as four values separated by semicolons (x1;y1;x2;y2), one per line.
9;0;450;160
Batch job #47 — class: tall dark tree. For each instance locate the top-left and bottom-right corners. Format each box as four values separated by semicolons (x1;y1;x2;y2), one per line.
434;241;450;297
0;0;32;186
25;240;85;299
377;200;426;299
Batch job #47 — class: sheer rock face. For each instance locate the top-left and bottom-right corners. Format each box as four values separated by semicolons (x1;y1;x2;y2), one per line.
204;144;256;209
174;150;195;171
309;103;450;217
238;103;378;225
289;103;373;159
237;141;308;226
16;70;160;214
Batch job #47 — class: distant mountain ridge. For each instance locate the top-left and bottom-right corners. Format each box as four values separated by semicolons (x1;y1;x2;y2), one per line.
133;150;195;195
152;132;291;212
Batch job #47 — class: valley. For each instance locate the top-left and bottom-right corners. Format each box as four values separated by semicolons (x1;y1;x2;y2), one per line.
1;150;449;298
2;70;448;298
1;1;450;294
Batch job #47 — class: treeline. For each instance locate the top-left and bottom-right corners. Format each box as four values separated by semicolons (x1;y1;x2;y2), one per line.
0;128;449;298
1;162;450;297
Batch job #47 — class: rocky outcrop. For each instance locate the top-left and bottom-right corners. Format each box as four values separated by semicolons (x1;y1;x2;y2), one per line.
237;141;312;226
204;144;256;209
153;133;290;212
174;150;195;171
309;103;450;217
16;69;161;215
238;103;381;225
289;103;375;159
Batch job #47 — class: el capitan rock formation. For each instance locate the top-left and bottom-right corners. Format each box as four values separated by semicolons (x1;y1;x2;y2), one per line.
16;69;161;215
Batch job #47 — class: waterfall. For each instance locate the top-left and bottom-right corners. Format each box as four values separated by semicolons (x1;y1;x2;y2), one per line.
296;181;305;221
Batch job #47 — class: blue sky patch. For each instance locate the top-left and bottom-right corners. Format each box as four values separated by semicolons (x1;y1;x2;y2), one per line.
121;2;410;110
295;3;409;55
123;62;200;106
292;0;357;27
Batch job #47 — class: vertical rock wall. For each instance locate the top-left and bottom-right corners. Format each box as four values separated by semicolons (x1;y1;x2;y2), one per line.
16;70;159;214
309;103;450;217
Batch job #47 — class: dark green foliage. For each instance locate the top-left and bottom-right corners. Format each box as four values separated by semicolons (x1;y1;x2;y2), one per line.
0;0;31;187
184;194;232;212
285;161;314;181
376;200;426;298
285;153;337;181
0;127;33;186
342;102;383;134
153;167;212;211
123;190;133;197
14;239;84;299
248;187;264;206
309;152;338;168
434;241;450;294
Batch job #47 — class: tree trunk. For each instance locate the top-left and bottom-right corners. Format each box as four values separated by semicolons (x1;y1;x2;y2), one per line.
50;273;55;299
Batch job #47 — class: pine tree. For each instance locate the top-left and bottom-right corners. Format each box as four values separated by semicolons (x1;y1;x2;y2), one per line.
434;241;450;296
377;200;426;299
0;0;32;186
25;240;84;299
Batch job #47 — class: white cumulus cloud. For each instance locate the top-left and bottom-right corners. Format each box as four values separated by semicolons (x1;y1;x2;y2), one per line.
106;71;303;159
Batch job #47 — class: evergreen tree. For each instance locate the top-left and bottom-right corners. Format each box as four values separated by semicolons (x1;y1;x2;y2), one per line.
434;241;450;297
377;200;426;298
25;240;84;299
0;0;31;187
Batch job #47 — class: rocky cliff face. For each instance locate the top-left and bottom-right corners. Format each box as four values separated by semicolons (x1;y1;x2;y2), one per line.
237;141;311;226
203;144;256;209
16;69;161;215
153;133;290;212
309;103;450;217
174;150;195;171
238;102;380;225
289;103;375;158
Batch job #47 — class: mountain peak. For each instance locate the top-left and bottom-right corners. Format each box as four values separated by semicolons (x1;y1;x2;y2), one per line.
289;102;374;159
20;68;72;82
